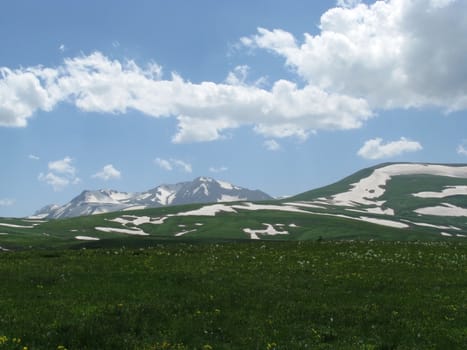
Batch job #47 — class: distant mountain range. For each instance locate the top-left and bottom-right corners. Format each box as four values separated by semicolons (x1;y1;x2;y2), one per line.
1;162;465;249
32;177;272;219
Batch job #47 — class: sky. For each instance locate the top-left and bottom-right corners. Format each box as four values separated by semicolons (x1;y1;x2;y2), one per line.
1;0;467;217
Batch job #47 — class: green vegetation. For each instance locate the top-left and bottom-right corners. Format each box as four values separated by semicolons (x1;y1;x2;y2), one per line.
1;241;466;349
0;207;447;251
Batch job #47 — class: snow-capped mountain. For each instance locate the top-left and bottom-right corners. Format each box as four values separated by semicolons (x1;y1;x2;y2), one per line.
33;177;272;219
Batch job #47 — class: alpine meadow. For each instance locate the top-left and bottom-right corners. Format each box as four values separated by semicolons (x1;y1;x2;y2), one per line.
1;1;467;349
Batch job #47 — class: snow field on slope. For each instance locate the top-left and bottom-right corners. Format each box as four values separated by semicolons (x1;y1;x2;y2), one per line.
414;204;467;217
331;164;467;207
412;186;467;198
75;236;100;241
243;223;289;240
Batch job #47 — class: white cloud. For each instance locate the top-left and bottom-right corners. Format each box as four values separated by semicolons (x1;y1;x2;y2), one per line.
48;156;75;175
92;164;121;180
59;44;66;52
39;156;80;191
172;159;192;173
0;198;14;207
3;1;465;142
357;137;423;159
243;0;467;111
155;158;173;171
209;166;228;173
457;144;467;156
336;0;362;9
38;172;70;191
264;139;281;151
28;154;40;160
0;52;371;141
155;158;192;173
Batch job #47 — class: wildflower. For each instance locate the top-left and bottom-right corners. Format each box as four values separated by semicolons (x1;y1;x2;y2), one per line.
0;335;8;345
266;342;277;350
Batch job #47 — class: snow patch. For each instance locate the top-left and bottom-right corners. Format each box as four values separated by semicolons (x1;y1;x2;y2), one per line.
156;187;176;205
358;216;409;229
95;226;149;236
217;180;236;190
284;201;326;209
0;246;10;252
441;232;453;237
177;204;237;216
346;207;395;215
175;229;197;237
414;203;467;217
194;183;209;196
232;202;309;214
331;164;467;207
401;220;461;231
0;223;36;228
243;223;289;239
413;186;467;198
123;205;146;211
219;194;244;202
110;216;168;226
75;236;100;241
0;233;8;235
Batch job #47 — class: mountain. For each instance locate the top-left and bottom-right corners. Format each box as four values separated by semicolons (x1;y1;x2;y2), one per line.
286;162;467;235
33;177;272;219
3;162;465;250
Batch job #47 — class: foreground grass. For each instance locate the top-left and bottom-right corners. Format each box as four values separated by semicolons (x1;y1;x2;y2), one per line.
1;241;466;349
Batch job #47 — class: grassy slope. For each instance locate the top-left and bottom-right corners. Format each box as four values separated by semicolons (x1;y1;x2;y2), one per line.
1;241;466;349
0;206;446;251
285;165;378;202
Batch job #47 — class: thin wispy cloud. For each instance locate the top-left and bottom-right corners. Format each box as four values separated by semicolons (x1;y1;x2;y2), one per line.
0;198;14;207
155;158;192;173
458;144;467;156
264;139;281;151
209;166;228;173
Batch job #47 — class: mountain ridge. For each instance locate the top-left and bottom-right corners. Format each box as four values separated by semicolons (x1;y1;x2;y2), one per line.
33;176;272;219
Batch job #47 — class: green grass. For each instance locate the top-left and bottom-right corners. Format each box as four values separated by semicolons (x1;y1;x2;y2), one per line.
1;241;466;349
0;208;448;251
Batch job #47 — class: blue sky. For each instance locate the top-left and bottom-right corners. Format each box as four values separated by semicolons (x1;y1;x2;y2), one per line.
1;0;466;217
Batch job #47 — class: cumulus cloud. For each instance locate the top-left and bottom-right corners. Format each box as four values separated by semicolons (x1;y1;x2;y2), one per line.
263;139;281;151
92;164;121;180
209;166;228;173
39;156;80;191
357;137;423;159
0;198;14;207
336;0;362;9
155;158;192;173
243;0;467;111
48;156;75;175
2;1;465;142
0;52;371;142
